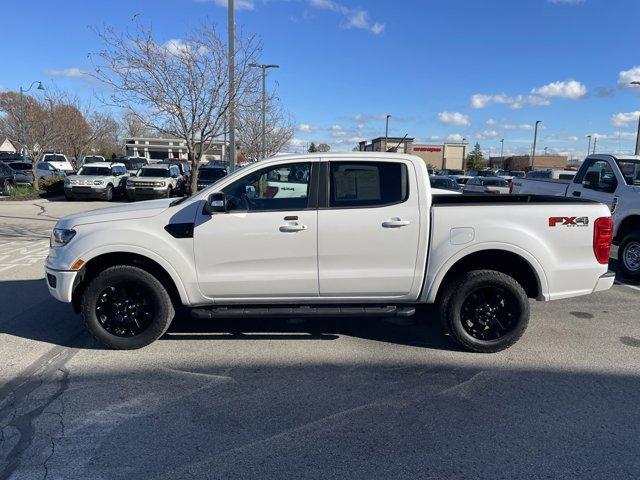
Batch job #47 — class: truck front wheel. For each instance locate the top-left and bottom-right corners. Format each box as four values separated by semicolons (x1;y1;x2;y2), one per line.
441;270;529;353
618;233;640;279
81;265;175;349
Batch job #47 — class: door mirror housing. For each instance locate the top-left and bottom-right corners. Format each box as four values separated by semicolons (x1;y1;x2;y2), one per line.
204;192;228;215
582;171;600;189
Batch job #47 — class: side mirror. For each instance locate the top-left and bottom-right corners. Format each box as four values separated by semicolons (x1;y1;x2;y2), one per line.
582;171;600;190
204;192;227;215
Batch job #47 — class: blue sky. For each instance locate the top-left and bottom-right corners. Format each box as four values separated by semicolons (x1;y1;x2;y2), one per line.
2;0;640;158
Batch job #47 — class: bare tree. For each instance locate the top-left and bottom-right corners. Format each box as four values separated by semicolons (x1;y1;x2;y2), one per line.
121;110;152;139
91;20;261;192
237;93;294;161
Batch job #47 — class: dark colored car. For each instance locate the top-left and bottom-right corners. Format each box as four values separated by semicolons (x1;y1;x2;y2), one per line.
7;162;34;186
0;162;16;195
429;176;462;192
196;166;228;190
0;152;26;163
117;156;149;175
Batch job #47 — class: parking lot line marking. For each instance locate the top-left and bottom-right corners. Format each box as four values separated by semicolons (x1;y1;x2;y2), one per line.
614;280;640;292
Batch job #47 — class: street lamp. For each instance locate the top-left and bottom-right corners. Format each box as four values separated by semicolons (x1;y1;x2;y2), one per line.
249;63;279;159
631;81;640;155
531;120;541;170
384;114;391;152
18;81;45;156
587;135;592;158
228;0;236;171
500;138;504;158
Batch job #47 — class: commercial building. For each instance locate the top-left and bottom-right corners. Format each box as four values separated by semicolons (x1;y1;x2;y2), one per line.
489;155;568;172
357;137;467;170
124;137;227;162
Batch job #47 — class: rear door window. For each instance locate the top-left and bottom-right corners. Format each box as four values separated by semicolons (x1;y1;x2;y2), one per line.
328;161;408;208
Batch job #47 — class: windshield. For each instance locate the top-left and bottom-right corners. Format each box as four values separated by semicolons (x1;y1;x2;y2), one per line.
430;177;457;189
617;159;640;186
198;168;227;182
139;168;170;178
447;169;464;176
497;170;510;176
483;178;508;187
84;156;105;162
43;155;67;163
8;163;32;171
78;166;110;176
122;160;145;170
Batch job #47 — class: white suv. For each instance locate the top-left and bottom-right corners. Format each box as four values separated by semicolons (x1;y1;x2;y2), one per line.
126;164;184;200
64;162;128;201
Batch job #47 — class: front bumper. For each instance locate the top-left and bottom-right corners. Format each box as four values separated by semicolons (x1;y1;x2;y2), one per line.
127;187;169;199
44;266;78;303
593;270;616;293
64;186;109;199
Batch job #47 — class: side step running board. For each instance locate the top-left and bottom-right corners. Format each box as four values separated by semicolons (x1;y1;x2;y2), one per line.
191;305;416;319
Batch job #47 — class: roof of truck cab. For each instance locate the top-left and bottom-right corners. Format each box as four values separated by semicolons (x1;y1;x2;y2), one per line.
265;152;422;162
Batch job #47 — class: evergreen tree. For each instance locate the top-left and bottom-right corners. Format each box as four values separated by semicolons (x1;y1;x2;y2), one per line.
466;142;485;170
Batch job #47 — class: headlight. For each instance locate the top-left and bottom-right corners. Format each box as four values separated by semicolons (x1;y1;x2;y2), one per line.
154;181;166;187
50;228;76;247
94;180;104;186
126;183;135;189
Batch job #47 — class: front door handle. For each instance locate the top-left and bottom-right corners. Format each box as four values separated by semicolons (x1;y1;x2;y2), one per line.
279;223;308;233
572;191;581;197
382;218;410;228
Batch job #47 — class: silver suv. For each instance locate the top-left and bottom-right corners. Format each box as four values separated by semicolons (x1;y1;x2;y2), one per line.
126;164;183;201
64;162;128;201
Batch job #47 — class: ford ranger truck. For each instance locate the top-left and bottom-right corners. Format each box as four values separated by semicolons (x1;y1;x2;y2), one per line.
45;153;615;353
511;154;640;279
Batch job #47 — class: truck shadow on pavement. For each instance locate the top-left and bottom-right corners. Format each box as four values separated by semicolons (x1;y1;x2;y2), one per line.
0;279;461;352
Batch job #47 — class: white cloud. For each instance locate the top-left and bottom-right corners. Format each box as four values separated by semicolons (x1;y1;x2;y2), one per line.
470;93;548;109
46;67;86;78
548;0;585;4
446;133;464;143
308;0;385;35
619;66;640;88
297;123;316;132
437;111;470;126
611;111;640;127
485;118;496;126
211;0;255;10
531;80;587;99
476;130;499;140
502;123;533;131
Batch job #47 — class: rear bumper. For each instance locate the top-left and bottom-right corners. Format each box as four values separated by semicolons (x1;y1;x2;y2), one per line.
44;267;77;303
593;270;616;293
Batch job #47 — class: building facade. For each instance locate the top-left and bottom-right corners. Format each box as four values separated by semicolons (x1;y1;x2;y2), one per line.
357;137;466;170
124;137;227;163
489;155;568;172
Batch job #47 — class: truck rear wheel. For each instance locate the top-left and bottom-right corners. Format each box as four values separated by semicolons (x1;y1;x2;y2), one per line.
618;233;640;279
81;265;175;349
441;270;529;353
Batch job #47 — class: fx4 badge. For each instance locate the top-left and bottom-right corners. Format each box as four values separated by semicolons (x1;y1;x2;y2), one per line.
548;216;589;227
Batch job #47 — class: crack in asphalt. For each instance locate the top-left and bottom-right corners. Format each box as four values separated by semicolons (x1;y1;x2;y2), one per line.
0;347;77;480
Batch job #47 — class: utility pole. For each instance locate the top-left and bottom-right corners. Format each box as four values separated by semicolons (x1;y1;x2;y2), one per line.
632;82;640;155
228;0;236;172
249;63;279;159
384;114;391;152
531;120;541;170
593;137;597;154
587;135;592;158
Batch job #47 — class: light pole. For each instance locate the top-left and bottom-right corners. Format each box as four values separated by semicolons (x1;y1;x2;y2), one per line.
249;63;279;159
384;114;391;152
587;135;592;158
631;81;640;155
500;138;504;158
531;120;541;170
228;0;236;172
18;81;45;155
593;136;597;154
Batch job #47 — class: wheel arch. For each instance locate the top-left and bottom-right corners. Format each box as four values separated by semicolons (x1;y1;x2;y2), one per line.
71;250;188;313
427;246;547;304
615;215;640;243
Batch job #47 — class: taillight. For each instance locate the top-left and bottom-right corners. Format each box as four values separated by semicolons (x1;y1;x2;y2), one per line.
593;216;613;264
264;186;279;198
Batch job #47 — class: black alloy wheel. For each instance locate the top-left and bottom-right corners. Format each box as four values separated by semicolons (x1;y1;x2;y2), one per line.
95;281;155;337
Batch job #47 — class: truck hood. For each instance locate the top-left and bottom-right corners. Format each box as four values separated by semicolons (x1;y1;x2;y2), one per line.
56;198;174;229
128;176;169;183
67;175;110;184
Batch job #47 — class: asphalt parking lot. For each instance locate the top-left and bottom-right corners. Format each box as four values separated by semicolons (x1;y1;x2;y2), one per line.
1;198;640;480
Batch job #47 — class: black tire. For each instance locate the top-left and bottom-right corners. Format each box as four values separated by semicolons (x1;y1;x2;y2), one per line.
618;233;640;280
166;186;173;198
105;185;114;201
440;269;529;353
64;193;74;201
81;265;175;349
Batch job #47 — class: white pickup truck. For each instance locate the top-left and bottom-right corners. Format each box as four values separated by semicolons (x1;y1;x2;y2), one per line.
511;154;640;279
45;153;615;353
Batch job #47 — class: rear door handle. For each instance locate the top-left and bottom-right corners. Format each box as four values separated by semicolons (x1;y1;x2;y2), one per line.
279;223;308;233
572;191;581;197
382;218;410;228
